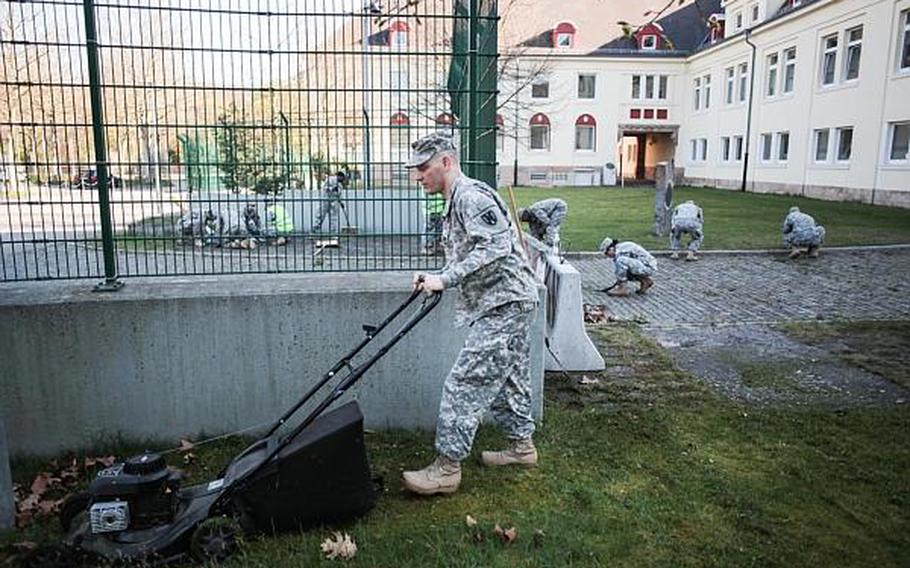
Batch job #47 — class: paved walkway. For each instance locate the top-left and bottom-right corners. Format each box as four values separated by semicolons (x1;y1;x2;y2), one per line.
570;248;910;326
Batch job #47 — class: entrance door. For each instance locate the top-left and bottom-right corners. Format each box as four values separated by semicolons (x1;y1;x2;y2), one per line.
621;135;638;180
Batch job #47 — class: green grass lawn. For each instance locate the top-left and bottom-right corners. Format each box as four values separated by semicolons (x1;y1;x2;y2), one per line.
3;324;908;567
509;186;910;252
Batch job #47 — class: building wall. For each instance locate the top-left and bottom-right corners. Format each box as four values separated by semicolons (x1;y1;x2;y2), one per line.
500;0;910;206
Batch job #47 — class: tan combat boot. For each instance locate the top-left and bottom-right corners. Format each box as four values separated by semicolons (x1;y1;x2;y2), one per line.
670;251;680;260
482;438;538;467
686;250;699;261
607;283;631;297
637;276;654;295
788;247;802;259
402;455;461;495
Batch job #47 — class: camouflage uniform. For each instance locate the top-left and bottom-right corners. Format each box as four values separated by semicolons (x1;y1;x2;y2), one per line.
313;175;348;232
782;207;826;248
433;174;539;461
521;198;567;248
670;200;704;252
612;241;657;283
423;193;445;252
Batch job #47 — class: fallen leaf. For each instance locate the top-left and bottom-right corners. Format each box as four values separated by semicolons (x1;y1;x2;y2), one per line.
493;524;518;544
183;452;196;466
178;439;195;452
579;375;600;386
29;473;55;497
320;531;357;560
465;515;477;527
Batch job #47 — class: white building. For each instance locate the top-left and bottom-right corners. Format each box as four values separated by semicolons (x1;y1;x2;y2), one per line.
498;0;910;208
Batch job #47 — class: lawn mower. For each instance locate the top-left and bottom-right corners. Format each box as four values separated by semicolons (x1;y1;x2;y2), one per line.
25;285;441;567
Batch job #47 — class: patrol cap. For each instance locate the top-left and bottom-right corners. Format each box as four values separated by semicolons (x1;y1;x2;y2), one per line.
599;237;616;253
405;131;458;168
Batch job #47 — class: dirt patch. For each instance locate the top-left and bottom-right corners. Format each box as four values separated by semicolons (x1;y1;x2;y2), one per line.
649;323;909;408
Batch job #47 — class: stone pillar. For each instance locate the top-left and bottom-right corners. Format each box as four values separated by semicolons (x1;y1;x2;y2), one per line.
0;413;14;530
652;161;674;237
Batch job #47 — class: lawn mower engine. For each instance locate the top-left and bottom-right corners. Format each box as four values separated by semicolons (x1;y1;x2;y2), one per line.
86;452;181;534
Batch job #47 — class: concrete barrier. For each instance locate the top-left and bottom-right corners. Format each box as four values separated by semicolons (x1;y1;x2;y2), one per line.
0;274;545;457
0;414;13;530
542;256;605;372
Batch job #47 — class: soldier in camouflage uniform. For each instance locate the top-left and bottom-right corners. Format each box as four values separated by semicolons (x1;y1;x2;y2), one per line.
518;198;567;251
669;200;704;261
782;206;826;259
313;171;351;233
402;132;540;496
599;237;657;296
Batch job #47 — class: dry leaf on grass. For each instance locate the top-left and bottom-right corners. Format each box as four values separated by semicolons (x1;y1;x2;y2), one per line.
465;515;477;527
493;524;518;544
177;439;195;452
320;532;357;560
579;375;600;386
583;303;613;324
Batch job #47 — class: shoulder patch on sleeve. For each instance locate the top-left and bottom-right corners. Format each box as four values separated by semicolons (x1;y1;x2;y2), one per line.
480;209;498;226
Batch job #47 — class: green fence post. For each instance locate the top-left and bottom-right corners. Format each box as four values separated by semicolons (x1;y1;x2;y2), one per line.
83;0;123;291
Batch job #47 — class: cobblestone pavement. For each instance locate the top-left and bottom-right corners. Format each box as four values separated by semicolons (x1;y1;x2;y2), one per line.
570;248;910;326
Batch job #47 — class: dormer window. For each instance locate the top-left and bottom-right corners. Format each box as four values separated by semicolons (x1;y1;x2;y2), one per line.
709;15;725;43
553;22;576;49
641;35;657;50
635;23;664;50
389;20;409;49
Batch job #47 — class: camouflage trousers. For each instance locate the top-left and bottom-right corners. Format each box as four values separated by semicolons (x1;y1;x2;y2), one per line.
670;218;703;251
435;301;537;461
313;192;348;232
614;256;656;283
784;225;826;248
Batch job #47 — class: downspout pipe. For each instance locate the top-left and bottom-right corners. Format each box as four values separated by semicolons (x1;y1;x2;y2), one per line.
741;29;757;193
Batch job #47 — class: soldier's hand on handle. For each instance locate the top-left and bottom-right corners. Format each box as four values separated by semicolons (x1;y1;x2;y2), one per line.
412;273;444;294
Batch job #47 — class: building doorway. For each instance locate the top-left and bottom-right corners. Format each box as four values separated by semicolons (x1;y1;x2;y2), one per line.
618;128;677;183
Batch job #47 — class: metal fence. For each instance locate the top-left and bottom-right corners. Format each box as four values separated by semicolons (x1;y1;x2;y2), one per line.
0;0;498;285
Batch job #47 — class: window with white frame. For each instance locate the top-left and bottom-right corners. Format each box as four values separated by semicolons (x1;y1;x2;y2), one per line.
690;138;708;162
575;123;596;151
734;11;743;32
766;53;779;97
721;136;731;161
578;74;596;98
887;121;909;163
738;62;749;102
529;114;551;151
814;128;830;162
693;77;702;111
783;47;797;93
641;35;657;50
836;127;853;162
703;74;711;109
725;67;735;104
761;133;773;161
844;26;863;81
531;79;549;99
750;3;760;23
556;32;573;48
901;10;910;72
777;131;790;162
734;135;744;161
631;74;668;100
821;34;838;85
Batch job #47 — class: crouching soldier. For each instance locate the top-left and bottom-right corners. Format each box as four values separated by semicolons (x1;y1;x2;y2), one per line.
782;206;826;259
402;132;540;496
176;208;219;247
518;198;567;252
263;203;294;246
599;237;657;296
670;199;704;261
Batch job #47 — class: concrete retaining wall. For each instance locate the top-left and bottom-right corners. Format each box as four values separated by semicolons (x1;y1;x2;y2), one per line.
0;274;545;457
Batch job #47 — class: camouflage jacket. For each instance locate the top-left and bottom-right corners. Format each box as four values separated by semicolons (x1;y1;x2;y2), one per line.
616;241;658;272
672;202;703;224
438;175;539;327
782;211;817;239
